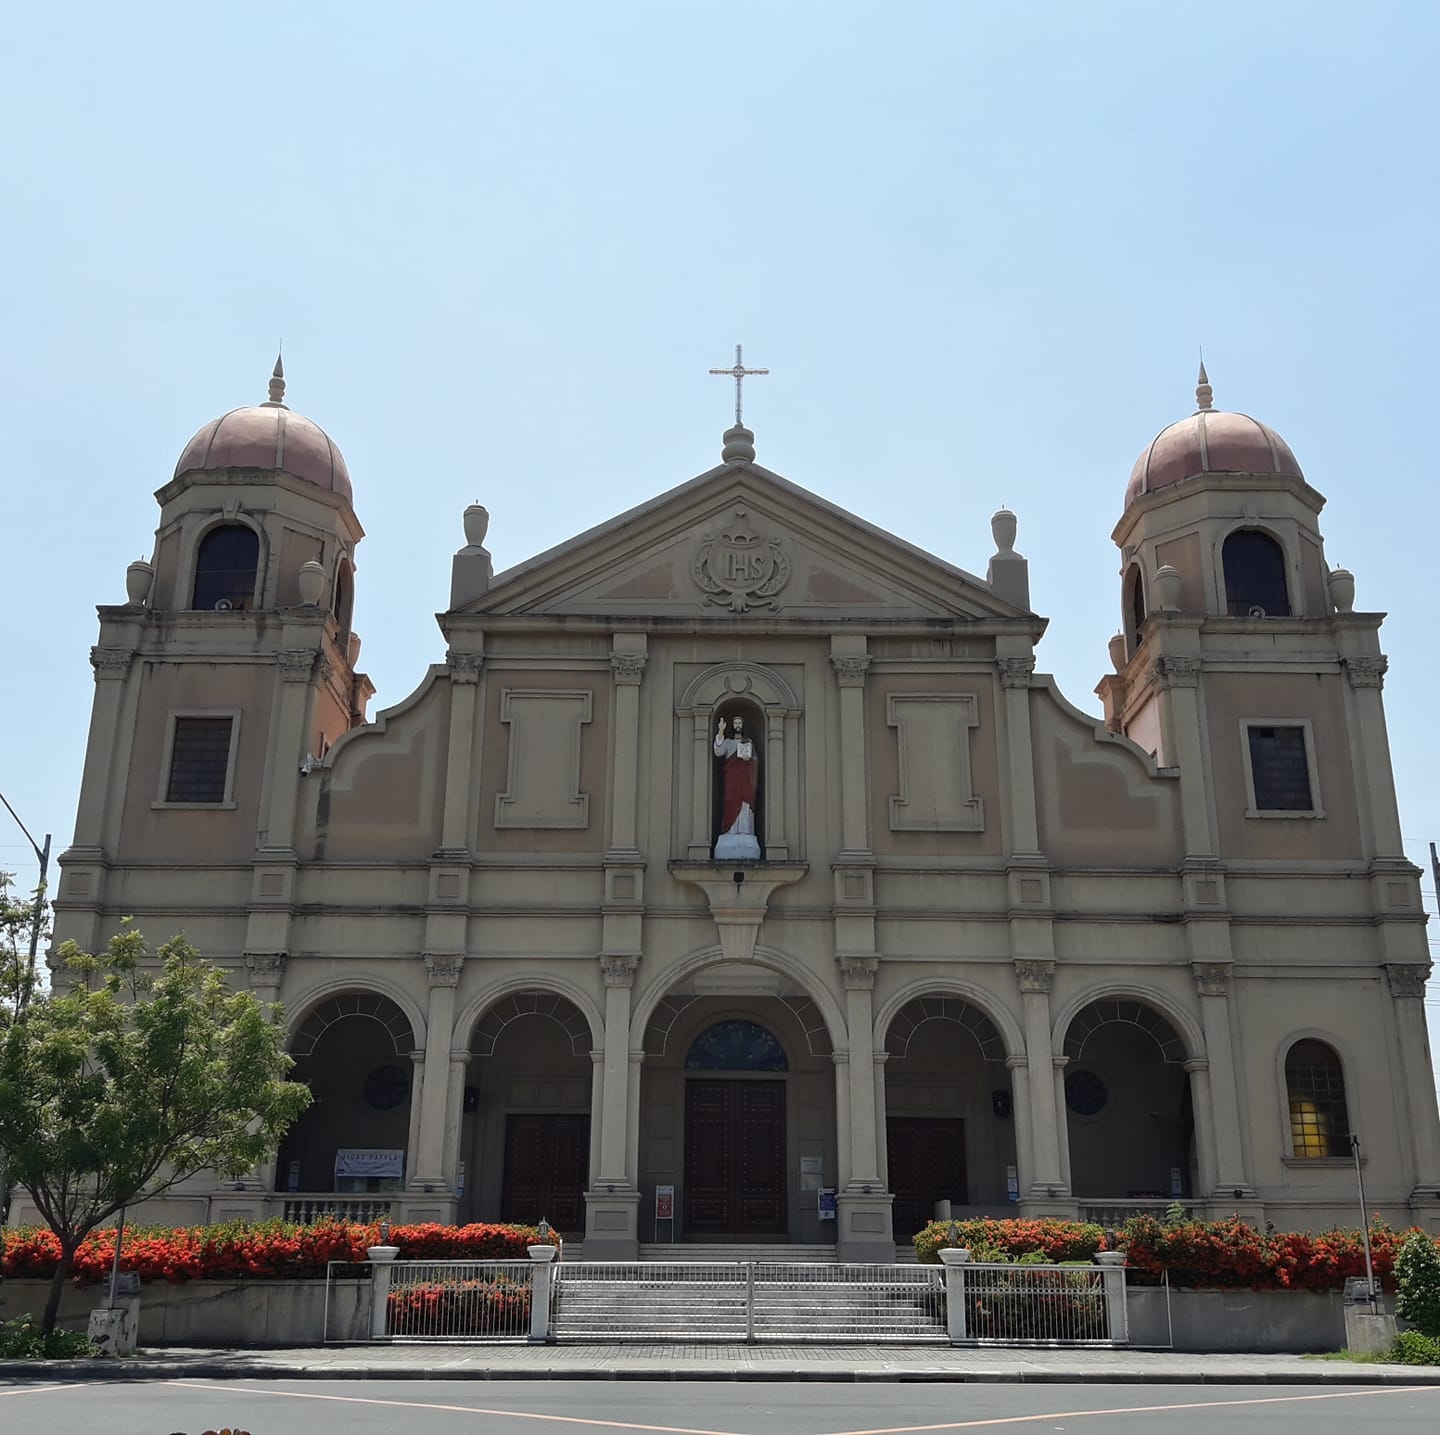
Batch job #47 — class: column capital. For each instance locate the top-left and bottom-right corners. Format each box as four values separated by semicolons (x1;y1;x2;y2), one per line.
1343;655;1387;690
610;653;648;685
600;953;639;987
448;1048;474;1066
447;651;483;683
830;655;871;687
278;648;318;683
1183;1056;1211;1074
997;656;1036;689
90;646;134;681
1386;962;1431;999
1191;961;1232;997
1146;655;1201;690
424;954;465;988
243;951;286;989
1014;959;1055;994
1005;1054;1028;1072
838;954;879;990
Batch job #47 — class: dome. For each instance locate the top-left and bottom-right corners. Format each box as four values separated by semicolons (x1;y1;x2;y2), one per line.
1125;367;1302;509
173;360;353;503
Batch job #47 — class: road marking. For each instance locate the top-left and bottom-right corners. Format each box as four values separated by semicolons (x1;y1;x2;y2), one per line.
824;1385;1439;1433
164;1381;750;1434
0;1384;83;1397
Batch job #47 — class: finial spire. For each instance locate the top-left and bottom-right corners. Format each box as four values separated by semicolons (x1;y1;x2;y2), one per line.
1195;359;1213;412
265;350;287;408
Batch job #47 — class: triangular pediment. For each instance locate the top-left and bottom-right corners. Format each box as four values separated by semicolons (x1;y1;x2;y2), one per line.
457;461;1030;622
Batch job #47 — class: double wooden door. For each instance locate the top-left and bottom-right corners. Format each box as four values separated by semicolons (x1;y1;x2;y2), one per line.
684;1080;786;1236
887;1116;967;1240
501;1113;589;1232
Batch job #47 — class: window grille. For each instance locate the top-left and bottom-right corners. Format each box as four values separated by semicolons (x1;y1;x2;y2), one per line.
1247;725;1313;810
165;716;234;803
192;524;260;610
1223;530;1290;617
1286;1039;1349;1157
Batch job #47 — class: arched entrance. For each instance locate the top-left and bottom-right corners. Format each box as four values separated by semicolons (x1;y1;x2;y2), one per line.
882;994;1016;1239
1061;998;1195;1201
462;991;593;1234
640;991;836;1244
277;991;417;1194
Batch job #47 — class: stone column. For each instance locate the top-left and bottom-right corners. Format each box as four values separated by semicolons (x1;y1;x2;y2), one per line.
1015;960;1066;1198
1341;656;1403;855
688;713;713;859
445;1049;471;1194
262;648;321;852
1184;1057;1218;1204
1387;963;1440;1202
411;955;463;1191
833;1051;853;1186
607;642;647;859
996;653;1041;856
72;645;136;858
873;1050;889;1191
438;651;482;855
764;705;790;859
830;646;872;860
1191;962;1253;1196
588;1051;604;1187
1005;1056;1034;1201
243;953;286;1196
835;955;893;1260
1146;651;1214;858
585;955;641;1257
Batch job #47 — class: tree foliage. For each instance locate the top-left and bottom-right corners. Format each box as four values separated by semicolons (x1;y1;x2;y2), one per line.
0;869;49;1017
1396;1229;1440;1337
0;922;309;1331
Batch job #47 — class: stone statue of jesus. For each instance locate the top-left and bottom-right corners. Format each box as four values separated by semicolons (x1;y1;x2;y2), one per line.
713;715;761;860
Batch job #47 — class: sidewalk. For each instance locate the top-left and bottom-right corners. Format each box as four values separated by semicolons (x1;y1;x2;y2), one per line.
4;1342;1440;1385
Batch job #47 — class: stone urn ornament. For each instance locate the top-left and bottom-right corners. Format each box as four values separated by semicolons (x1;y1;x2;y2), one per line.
463;502;490;549
1152;564;1182;612
298;558;327;606
125;557;155;606
1327;566;1356;614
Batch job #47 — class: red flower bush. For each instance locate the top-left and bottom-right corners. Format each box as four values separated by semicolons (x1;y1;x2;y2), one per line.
388;1274;532;1336
1;1219;556;1286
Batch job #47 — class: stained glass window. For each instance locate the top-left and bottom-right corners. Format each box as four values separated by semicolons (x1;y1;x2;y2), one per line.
684;1020;788;1071
1286;1039;1349;1157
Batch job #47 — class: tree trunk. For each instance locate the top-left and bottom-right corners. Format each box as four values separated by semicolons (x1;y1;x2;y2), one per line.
41;1242;78;1336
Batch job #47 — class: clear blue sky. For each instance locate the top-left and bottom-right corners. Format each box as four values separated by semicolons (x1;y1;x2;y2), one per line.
3;2;1437;1106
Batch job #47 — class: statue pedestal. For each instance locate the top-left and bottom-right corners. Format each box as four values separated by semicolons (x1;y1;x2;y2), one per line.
668;863;808;963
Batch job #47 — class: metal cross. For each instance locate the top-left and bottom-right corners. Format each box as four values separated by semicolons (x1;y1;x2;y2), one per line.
709;344;769;426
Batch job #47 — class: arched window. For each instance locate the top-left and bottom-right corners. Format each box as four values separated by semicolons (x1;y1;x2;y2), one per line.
334;559;354;638
1223;529;1290;618
684;1020;788;1071
1285;1039;1349;1157
192;524;260;611
1124;565;1146;650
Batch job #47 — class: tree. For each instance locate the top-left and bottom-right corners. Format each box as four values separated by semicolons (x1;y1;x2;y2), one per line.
0;869;49;1017
0;922;310;1332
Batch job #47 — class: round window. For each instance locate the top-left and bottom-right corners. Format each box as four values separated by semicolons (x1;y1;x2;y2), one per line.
364;1064;411;1111
1064;1068;1107;1117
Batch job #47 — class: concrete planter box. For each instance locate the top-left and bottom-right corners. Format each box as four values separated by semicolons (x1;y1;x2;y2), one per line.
0;1278;370;1346
1128;1287;1396;1353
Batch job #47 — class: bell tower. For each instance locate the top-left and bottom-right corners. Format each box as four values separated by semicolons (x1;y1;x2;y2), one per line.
55;360;373;958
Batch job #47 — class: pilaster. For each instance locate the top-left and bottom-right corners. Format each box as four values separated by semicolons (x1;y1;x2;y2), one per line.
1385;963;1440;1206
1014;959;1066;1196
1189;962;1253;1197
411;955;464;1191
437;647;483;856
586;953;642;1258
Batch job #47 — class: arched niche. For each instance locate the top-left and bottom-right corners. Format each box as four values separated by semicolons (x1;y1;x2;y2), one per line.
191;520;263;611
1221;527;1292;618
675;662;802;862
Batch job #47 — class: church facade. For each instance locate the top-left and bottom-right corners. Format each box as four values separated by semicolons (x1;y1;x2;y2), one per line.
45;362;1440;1257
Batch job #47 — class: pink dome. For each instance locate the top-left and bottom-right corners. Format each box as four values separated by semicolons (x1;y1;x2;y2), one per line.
1125;371;1302;509
174;363;352;502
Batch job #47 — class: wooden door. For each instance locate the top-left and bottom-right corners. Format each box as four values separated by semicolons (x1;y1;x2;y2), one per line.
887;1116;966;1240
684;1080;786;1235
501;1113;590;1232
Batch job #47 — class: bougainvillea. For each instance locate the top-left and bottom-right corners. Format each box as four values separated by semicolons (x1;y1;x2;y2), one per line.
0;1219;557;1286
911;1213;1434;1291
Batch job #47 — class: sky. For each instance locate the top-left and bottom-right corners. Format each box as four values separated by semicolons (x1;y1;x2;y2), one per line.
2;1;1437;1105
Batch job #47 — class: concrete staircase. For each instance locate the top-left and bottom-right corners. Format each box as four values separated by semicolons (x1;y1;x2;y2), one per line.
551;1255;945;1342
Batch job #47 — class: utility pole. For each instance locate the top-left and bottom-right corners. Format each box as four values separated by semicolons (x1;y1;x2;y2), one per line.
0;789;50;1015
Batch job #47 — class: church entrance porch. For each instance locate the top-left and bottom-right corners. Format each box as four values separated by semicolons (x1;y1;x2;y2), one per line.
639;990;837;1247
880;995;1017;1244
461;991;595;1237
684;1079;786;1235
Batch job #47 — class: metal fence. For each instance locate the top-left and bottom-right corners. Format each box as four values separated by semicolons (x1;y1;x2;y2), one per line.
335;1255;1127;1347
945;1261;1118;1345
553;1260;947;1343
358;1259;536;1341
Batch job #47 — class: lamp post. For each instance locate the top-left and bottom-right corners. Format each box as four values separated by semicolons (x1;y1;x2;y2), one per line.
0;789;50;1016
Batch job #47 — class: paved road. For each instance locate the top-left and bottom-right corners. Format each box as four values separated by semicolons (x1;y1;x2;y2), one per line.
2;1379;1439;1435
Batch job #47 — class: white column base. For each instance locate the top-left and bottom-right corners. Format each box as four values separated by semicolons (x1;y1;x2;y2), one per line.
583;1188;641;1259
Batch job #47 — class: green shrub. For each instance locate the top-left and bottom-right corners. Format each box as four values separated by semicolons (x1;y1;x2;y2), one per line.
1393;1329;1440;1366
1395;1231;1440;1336
0;1315;98;1359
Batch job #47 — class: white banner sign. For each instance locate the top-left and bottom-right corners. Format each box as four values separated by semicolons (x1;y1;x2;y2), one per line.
334;1148;405;1180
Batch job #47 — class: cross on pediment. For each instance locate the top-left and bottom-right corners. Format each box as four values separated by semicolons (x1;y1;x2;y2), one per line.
709;344;769;425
